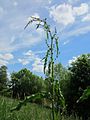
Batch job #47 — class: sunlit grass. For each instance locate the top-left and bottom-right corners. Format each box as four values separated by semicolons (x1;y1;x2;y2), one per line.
0;96;81;120
0;96;51;120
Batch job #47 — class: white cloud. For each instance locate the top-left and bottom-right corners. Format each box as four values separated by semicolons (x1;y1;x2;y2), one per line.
24;49;45;56
63;40;70;45
0;59;8;66
48;0;52;4
68;56;79;65
68;0;80;4
34;50;46;54
64;25;90;37
31;13;40;18
18;50;44;73
23;35;41;46
50;3;89;26
0;53;14;66
31;0;52;5
50;4;75;26
73;3;88;16
0;2;44;53
82;14;90;22
0;0;51;53
24;50;34;56
27;13;40;22
10;36;16;44
18;59;29;65
7;72;11;80
32;58;43;73
0;53;14;61
0;6;4;19
13;1;18;6
0;24;44;53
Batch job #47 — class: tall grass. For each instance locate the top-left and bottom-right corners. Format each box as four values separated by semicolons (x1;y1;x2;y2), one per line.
0;96;51;120
0;96;81;120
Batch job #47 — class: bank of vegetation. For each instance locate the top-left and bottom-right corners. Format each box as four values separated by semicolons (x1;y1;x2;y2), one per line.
0;54;90;120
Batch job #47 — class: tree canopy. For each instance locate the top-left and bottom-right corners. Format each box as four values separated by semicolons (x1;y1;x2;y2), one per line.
11;68;44;99
62;54;90;119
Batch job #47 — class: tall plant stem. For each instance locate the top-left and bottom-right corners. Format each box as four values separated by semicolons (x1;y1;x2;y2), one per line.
24;17;60;120
11;17;66;120
51;36;55;120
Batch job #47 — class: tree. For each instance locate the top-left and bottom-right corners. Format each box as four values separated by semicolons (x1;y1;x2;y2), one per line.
54;63;69;81
11;68;44;99
53;63;71;105
45;63;69;104
64;54;90;119
0;65;8;91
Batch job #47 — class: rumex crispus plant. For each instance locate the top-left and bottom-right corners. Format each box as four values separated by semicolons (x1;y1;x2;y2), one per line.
11;17;65;120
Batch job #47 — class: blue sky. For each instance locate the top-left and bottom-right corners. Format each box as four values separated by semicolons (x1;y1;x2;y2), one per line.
0;0;90;77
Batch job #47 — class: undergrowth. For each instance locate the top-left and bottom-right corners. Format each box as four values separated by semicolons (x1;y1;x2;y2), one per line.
0;96;81;120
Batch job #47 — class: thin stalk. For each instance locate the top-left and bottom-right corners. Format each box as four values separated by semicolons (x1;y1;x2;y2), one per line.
24;17;61;120
51;35;55;120
11;17;65;120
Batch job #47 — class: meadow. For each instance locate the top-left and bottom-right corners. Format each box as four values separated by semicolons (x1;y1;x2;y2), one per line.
0;96;81;120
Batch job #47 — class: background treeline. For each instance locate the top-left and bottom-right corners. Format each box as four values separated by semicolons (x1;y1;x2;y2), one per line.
0;53;90;119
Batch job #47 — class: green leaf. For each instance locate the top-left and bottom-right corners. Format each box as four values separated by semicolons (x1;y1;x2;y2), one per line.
55;37;59;58
77;86;90;103
45;39;50;48
46;31;49;39
48;61;51;75
24;20;32;29
44;48;50;74
11;92;48;111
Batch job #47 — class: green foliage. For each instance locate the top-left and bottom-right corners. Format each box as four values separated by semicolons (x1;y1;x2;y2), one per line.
0;65;8;94
25;17;59;75
11;68;44;99
62;54;90;119
0;96;51;120
77;86;90;103
54;80;66;114
54;63;69;81
24;17;65;120
0;96;82;120
11;91;50;111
